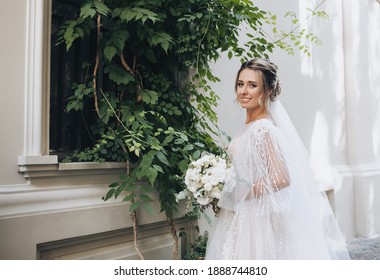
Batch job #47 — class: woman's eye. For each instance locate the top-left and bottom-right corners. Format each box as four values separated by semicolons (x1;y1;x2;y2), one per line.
249;84;256;88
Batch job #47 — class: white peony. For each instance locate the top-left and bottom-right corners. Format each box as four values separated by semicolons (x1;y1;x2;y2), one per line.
211;187;222;199
197;196;212;205
177;153;231;213
201;175;210;184
187;183;200;194
209;176;219;186
175;189;190;202
204;183;213;191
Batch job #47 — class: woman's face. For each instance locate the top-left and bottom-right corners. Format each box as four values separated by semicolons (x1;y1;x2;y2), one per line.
236;68;264;111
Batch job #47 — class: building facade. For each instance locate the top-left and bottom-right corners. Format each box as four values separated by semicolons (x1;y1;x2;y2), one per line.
1;0;379;259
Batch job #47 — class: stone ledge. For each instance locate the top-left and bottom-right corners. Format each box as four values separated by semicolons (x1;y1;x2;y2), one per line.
18;155;127;178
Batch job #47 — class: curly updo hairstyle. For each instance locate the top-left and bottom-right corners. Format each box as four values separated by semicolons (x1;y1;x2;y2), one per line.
235;58;281;108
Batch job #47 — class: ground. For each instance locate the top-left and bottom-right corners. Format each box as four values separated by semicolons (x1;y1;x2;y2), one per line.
347;236;380;260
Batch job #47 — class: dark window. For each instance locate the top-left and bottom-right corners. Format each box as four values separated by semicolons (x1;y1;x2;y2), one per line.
50;0;97;161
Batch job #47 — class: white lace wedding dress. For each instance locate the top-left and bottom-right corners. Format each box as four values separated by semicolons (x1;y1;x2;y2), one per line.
205;106;350;259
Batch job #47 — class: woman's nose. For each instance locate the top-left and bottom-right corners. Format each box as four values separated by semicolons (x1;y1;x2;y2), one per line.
239;85;247;95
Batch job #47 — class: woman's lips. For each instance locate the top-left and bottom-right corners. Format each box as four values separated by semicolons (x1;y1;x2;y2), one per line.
240;97;251;103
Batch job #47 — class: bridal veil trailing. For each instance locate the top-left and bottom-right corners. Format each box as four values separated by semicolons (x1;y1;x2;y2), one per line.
205;100;350;260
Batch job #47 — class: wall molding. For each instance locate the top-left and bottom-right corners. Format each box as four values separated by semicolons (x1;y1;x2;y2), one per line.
37;218;193;260
24;0;51;156
17;156;127;178
333;163;380;178
0;183;123;219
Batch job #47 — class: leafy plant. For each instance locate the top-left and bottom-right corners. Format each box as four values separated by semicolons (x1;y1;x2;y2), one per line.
56;0;327;259
182;230;209;260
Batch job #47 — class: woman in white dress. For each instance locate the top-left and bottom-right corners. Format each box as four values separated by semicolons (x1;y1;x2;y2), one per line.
205;58;350;260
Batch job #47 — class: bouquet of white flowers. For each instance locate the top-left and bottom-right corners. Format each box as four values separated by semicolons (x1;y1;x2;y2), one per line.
176;152;232;214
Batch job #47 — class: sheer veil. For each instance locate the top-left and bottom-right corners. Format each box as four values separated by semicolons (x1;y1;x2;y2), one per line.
269;100;350;259
215;99;350;259
269;100;310;167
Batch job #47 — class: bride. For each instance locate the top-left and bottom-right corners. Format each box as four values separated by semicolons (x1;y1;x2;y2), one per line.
205;58;350;259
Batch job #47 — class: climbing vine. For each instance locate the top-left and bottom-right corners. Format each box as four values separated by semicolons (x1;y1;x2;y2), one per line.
56;0;327;259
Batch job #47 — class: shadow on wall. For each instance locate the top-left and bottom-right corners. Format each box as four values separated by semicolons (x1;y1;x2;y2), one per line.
266;0;380;239
211;0;380;239
308;0;380;238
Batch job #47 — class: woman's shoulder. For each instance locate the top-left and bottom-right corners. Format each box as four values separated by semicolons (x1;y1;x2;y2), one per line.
246;117;276;132
245;117;281;141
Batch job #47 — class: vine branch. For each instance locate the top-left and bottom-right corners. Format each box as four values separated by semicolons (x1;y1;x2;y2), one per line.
93;14;101;117
122;153;144;260
167;218;179;260
274;0;327;44
119;51;134;75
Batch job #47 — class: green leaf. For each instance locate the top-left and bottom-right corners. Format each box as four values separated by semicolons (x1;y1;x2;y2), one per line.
108;182;119;188
80;3;96;19
103;188;115;201
192;150;201;159
130;201;141;212
122;193;137;202
141;90;159;105
104;46;117;61
118;7;159;23
156;151;170;166
180;134;189;141
104;65;135;85
125;184;137;192
139;194;153;202
174;138;185;144
178;159;189;173
152;164;164;173
93;1;110;16
183;144;194;151
142;203;155;215
228;50;233;59
146;167;158;186
161;40;170;53
114;182;128;199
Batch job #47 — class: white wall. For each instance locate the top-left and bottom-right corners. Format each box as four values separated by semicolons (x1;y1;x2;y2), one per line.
0;0;27;186
342;0;380;237
210;0;380;240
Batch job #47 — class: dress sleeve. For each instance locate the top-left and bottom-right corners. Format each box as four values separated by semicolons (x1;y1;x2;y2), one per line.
248;124;290;199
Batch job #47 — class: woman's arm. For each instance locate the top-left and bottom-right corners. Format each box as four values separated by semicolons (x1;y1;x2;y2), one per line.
251;128;290;198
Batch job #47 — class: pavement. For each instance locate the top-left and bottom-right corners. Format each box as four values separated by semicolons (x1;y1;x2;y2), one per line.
347;236;380;260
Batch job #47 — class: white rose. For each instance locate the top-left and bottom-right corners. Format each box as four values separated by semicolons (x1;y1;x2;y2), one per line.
177;190;190;200
197;196;212;205
195;188;208;198
185;168;195;183
211;187;221;199
210;177;219;186
215;159;227;169
211;167;226;182
187;184;199;194
201;175;210;184
204;183;213;191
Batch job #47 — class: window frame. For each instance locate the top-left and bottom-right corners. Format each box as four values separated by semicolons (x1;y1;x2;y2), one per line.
18;0;125;179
